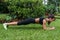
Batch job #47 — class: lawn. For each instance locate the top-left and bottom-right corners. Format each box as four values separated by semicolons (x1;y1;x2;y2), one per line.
0;19;60;40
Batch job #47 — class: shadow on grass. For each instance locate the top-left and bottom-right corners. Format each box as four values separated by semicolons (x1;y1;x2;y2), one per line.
9;27;42;30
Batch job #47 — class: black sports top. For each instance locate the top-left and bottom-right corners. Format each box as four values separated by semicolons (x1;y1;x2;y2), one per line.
39;17;44;25
39;17;51;25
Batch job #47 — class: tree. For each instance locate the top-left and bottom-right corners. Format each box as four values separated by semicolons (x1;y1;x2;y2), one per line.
48;0;60;13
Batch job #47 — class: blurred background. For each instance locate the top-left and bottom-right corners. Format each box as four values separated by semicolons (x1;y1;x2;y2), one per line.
0;0;60;23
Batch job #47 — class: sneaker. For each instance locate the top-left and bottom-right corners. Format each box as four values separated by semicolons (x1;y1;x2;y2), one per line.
3;23;8;30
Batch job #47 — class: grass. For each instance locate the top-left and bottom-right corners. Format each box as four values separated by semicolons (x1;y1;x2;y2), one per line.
0;19;60;40
0;14;8;18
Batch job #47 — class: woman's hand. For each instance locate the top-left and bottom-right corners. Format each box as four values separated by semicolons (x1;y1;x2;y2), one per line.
45;27;55;30
50;27;55;30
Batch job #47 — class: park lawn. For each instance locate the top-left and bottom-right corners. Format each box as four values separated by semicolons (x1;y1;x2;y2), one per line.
0;19;60;40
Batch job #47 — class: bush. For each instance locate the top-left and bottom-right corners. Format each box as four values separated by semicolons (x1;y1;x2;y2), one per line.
0;0;45;20
0;2;9;13
0;14;11;23
7;0;45;19
45;4;56;15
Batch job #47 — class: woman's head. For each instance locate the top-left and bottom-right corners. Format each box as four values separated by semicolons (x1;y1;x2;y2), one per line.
48;14;55;22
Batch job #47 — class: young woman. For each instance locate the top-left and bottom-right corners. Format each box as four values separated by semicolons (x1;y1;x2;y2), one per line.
3;14;55;30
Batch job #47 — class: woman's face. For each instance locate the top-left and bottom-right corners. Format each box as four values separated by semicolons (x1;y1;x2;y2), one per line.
49;18;55;22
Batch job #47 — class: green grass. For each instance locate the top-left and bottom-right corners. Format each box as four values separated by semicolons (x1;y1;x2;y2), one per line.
0;19;60;40
0;14;8;18
0;14;8;20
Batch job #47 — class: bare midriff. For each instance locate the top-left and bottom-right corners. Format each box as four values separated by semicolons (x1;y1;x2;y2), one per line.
35;18;40;23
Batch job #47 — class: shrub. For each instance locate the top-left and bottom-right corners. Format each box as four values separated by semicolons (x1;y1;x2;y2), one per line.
7;0;45;19
0;2;9;13
0;0;45;20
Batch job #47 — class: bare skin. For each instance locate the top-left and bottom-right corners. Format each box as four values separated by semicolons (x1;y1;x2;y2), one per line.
5;22;18;25
35;18;55;30
35;18;40;23
4;18;55;30
42;19;55;30
6;18;40;25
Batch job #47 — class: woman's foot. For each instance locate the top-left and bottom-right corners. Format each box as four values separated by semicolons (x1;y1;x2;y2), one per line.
3;23;8;30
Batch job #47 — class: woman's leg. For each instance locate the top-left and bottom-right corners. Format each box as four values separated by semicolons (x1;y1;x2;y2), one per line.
3;22;18;30
17;18;35;25
5;22;18;25
3;18;35;30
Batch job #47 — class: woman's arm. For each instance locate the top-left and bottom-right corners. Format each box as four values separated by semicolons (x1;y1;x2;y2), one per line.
42;20;55;30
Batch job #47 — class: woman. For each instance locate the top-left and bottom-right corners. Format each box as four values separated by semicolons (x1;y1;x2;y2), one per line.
3;14;55;30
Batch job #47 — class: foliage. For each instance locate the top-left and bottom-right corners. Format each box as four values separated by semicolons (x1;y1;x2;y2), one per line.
0;0;45;19
0;14;12;23
48;0;60;14
45;4;56;14
0;2;9;13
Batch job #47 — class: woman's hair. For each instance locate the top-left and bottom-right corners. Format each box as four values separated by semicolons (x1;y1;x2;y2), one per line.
48;14;55;19
48;14;55;25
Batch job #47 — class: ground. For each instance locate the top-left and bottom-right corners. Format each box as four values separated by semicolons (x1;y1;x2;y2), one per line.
0;19;60;40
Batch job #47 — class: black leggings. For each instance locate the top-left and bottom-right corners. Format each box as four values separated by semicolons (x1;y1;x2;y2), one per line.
17;18;35;25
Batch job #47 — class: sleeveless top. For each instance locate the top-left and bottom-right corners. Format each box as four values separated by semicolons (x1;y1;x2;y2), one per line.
39;17;44;25
39;17;51;25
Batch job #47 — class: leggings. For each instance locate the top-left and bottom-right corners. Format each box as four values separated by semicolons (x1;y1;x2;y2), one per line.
17;18;35;25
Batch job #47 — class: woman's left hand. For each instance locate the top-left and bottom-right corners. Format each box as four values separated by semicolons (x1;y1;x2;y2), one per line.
50;27;55;30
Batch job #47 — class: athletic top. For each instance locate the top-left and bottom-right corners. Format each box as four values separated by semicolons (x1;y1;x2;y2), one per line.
39;17;51;25
39;17;44;25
